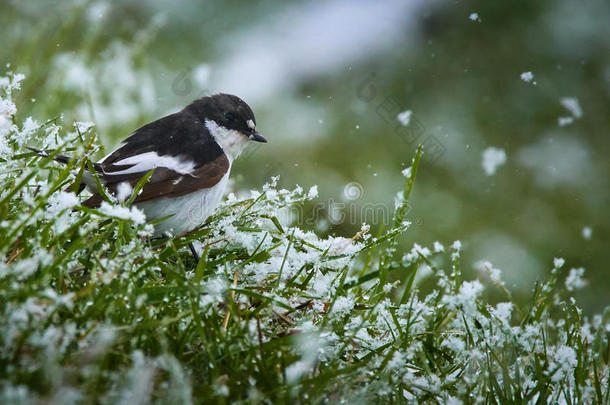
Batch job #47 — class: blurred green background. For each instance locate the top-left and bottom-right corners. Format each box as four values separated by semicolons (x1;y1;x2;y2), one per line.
2;0;608;312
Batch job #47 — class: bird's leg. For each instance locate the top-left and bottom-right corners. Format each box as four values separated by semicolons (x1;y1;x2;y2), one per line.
189;242;200;262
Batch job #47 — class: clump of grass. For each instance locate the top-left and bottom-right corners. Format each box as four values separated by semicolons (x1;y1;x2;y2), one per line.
1;75;609;404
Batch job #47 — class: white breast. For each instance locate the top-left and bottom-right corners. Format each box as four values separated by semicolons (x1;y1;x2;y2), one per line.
136;169;231;237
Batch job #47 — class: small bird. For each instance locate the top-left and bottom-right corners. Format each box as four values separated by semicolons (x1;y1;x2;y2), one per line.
30;93;266;238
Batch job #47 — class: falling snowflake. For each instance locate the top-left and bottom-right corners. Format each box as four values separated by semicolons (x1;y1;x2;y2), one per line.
482;147;507;176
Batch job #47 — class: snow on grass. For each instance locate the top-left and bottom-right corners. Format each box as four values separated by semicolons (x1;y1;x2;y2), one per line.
99;201;146;224
550;346;578;382
47;191;80;214
0;74;608;404
74;120;95;134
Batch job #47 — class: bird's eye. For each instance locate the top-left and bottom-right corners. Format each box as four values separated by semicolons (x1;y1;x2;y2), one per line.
224;112;236;122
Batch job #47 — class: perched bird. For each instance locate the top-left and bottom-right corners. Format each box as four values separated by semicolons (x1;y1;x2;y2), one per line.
29;93;266;238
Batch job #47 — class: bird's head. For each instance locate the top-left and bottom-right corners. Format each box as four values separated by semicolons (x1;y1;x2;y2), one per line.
188;93;266;159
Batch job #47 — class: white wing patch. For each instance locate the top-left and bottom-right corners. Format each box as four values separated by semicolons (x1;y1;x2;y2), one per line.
106;151;196;175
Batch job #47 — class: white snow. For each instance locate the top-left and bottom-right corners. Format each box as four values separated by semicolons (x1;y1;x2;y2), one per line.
520;71;535;83
560;97;582;118
447;397;463;405
21;117;39;136
481;147;507;176
0;98;17;116
551;346;577;382
475;260;504;286
553;257;565;269
74;121;95;134
557;97;582;126
397;110;412;126
116;182;133;202
386;351;405;370
307;185;318;199
493;302;513;325
47;192;80;214
285;360;310;383
461;281;482;300
331;296;354;317
443;280;484;315
10;73;25;89
565;268;587;291
99;201;146;224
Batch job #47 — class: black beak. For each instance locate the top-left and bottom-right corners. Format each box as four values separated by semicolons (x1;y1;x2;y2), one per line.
249;132;267;143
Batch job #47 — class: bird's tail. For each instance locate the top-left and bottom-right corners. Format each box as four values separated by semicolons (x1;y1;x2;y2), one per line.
26;146;91;195
26;146;72;165
26;146;103;172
